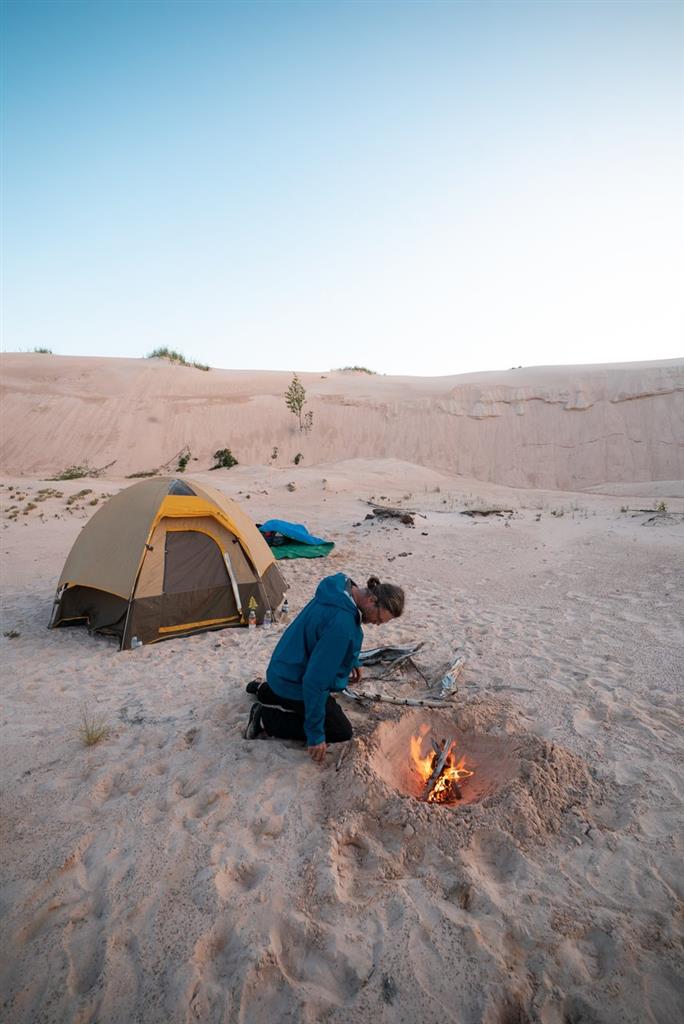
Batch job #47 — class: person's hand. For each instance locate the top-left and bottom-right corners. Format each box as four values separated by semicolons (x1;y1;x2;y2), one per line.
308;742;327;764
348;666;362;685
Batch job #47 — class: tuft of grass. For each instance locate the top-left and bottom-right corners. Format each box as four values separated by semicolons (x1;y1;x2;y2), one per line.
3;629;20;639
656;500;668;514
78;705;110;747
32;347;53;354
66;489;93;506
147;346;188;363
126;469;159;478
337;365;376;374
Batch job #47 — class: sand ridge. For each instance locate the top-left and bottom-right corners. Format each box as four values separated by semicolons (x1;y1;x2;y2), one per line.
1;354;682;489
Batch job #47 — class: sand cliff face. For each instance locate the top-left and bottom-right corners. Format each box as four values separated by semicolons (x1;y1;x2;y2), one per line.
0;355;682;489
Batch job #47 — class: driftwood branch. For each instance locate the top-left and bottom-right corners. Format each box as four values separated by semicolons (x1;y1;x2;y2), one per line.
335;741;351;771
460;508;513;517
362;501;427;521
342;690;453;710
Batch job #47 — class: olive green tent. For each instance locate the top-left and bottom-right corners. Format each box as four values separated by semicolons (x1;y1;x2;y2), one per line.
50;477;286;649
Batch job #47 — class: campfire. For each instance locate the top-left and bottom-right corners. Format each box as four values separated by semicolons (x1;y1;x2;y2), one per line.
410;727;474;803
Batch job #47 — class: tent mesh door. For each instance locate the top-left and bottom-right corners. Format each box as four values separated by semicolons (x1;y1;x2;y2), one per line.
160;530;237;628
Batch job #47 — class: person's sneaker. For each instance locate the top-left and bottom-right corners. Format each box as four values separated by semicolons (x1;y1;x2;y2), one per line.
245;680;260;696
244;701;263;739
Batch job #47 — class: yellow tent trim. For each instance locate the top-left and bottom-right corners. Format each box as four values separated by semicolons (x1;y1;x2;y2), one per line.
157;614;241;634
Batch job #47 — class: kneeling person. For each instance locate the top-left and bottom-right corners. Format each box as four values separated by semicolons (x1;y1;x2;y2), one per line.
244;573;404;763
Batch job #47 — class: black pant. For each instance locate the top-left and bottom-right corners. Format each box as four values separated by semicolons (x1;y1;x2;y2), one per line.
256;681;352;744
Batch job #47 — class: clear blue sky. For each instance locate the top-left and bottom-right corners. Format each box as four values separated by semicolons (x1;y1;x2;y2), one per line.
2;0;682;375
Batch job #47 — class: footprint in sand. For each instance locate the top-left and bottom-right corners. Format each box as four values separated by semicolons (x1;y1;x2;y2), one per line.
215;858;267;898
237;956;298;1024
269;910;371;1008
185;921;245;1022
572;707;603;738
62;894;107;996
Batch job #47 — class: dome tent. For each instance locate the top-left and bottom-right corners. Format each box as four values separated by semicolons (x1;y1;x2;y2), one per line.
50;477;286;650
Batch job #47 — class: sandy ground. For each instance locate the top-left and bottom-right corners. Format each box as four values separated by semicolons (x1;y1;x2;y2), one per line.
1;456;683;1024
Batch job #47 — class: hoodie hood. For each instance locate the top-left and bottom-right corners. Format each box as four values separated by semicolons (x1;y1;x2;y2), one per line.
314;573;360;618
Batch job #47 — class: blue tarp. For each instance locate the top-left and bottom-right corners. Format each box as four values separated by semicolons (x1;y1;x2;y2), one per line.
259;519;329;546
258;519;334;559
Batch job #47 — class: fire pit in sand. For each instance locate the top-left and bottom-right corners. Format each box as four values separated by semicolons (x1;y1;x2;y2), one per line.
369;712;520;806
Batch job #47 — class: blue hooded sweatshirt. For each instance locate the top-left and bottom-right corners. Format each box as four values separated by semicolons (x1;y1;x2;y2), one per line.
266;573;362;746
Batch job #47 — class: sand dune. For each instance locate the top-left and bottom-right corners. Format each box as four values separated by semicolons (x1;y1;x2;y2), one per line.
1;357;683;1023
1;354;682;489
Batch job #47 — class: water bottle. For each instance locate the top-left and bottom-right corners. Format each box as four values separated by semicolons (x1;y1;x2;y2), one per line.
131;636;143;649
247;609;256;629
280;599;289;622
263;609;272;628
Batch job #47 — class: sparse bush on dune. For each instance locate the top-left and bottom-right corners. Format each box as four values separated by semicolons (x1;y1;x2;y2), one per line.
337;365;376;374
176;447;191;473
50;464;91;481
32;347;53;354
49;460;115;481
146;347;210;371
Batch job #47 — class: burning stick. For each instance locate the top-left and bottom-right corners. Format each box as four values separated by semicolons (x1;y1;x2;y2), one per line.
411;731;475;804
424;736;455;800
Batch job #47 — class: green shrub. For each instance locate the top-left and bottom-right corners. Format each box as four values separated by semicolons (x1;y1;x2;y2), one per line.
656;500;668;514
176;448;191;473
32;347;53;354
338;365;375;374
210;448;238;470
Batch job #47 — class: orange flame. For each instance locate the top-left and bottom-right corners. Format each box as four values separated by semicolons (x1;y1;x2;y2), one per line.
410;727;474;803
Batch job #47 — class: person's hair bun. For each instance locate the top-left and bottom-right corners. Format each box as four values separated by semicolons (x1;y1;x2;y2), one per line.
366;576;380;592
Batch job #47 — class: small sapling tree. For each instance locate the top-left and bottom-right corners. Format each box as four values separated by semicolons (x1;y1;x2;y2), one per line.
285;374;311;431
